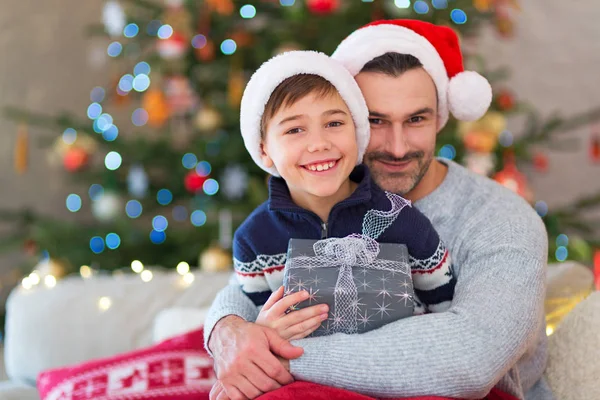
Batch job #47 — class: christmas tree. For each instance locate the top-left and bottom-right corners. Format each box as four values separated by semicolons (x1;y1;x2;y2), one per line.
3;0;600;282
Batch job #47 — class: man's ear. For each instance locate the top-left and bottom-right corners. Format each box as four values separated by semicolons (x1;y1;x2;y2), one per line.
260;142;274;168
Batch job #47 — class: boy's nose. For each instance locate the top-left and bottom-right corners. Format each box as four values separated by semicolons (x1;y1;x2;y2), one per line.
307;130;332;152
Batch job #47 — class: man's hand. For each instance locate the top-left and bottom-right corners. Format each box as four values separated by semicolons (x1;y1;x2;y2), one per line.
208;315;304;400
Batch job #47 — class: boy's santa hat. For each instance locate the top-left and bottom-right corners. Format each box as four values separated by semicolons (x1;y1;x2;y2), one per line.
332;19;492;128
240;51;369;177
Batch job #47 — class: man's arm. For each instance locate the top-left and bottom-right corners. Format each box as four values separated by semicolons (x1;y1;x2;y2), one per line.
289;244;546;399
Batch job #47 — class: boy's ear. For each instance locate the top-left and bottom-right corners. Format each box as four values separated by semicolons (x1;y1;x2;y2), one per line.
260;142;274;168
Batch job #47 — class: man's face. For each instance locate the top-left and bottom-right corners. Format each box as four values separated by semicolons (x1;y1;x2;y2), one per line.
355;68;439;196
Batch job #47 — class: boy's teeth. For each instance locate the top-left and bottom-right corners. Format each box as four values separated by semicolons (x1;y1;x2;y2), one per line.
308;161;336;171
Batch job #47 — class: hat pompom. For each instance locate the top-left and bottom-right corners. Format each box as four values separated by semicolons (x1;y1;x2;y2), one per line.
448;71;492;121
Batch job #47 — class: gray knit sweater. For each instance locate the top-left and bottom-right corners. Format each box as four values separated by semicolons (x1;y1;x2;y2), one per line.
204;160;555;400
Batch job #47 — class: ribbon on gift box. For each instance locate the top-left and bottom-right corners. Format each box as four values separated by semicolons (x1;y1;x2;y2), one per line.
287;234;411;334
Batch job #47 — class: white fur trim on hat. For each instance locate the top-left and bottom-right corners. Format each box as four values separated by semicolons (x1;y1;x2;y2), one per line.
332;24;491;127
240;51;370;177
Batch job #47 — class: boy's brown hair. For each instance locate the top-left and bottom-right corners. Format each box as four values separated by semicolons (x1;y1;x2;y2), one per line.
260;74;338;138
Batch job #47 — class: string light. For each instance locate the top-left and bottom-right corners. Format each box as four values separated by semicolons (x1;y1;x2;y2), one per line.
105;151;122;170
240;5;256;18
394;0;410;8
87;103;102;119
157;24;173;39
44;275;57;288
29;271;41;285
131;260;144;273
546;326;554;336
22;277;33;290
123;23;139;38
80;265;93;279
220;39;237;55
98;296;112;311
450;9;467;24
182;272;195;286
177;262;190;275
141;270;153;282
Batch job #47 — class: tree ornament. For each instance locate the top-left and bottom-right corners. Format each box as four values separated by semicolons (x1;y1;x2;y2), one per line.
493;152;533;202
157;31;188;60
458;111;506;153
127;164;149;198
92;192;122;222
142;89;170;127
195;39;215;62
195;107;222;132
533;152;549;173
63;147;90;172
306;0;340;15
14;124;28;175
199;244;231;272
184;170;208;193
165;76;198;116
496;90;515;111
464;152;496;177
590;133;600;163
221;165;249;200
206;0;234;15
102;1;125;38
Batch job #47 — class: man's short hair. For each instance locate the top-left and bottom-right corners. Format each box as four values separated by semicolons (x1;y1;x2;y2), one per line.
360;52;423;76
261;74;337;138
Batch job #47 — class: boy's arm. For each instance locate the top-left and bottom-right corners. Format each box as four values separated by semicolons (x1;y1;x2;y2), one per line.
405;209;456;312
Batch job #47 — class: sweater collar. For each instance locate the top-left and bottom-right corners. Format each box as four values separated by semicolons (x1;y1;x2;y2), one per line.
268;164;373;212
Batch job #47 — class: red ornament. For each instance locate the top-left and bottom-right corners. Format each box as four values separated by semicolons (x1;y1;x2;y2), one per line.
594;249;600;291
157;31;187;60
306;0;340;15
590;134;600;163
493;152;533;202
23;239;37;256
63;148;89;172
496;90;515;111
184;170;208;193
533;152;549;173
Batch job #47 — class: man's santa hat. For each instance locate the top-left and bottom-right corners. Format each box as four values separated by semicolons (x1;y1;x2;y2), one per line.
332;19;492;128
240;51;369;177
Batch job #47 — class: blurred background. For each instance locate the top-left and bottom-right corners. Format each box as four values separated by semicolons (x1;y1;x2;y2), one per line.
0;0;599;331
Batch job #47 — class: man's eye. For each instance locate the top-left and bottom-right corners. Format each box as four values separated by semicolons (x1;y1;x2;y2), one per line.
408;116;425;124
369;118;383;125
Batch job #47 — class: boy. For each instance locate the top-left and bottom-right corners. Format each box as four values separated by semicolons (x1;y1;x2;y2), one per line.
235;51;455;339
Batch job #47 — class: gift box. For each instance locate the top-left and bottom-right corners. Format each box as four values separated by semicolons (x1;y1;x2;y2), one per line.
283;235;415;337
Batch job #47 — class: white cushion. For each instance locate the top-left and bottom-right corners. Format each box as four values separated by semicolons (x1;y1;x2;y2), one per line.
4;270;231;384
152;307;209;343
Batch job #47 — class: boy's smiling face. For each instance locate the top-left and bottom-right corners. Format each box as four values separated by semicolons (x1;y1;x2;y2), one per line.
260;91;358;206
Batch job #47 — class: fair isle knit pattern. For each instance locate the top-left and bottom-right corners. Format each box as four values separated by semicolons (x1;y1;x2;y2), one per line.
231;165;455;313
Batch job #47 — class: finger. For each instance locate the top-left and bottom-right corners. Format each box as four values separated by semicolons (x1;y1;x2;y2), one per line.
265;328;304;360
284;313;328;339
244;361;282;393
262;286;284;312
276;304;328;330
210;381;224;400
269;290;309;316
216;391;230;400
223;381;252;400
230;374;262;400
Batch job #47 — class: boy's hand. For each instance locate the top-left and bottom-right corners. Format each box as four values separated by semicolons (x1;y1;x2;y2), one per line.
256;286;329;340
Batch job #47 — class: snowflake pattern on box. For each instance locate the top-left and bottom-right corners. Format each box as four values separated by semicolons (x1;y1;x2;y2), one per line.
283;238;415;336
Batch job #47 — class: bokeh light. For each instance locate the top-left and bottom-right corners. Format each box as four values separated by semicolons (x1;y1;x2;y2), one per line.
150;230;167;244
105;151;122;170
220;39;237;55
90;236;105;254
157;189;173;206
126;200;143;218
66;194;82;212
106;233;121;250
240;5;257;18
203;179;219;196
190;210;207;227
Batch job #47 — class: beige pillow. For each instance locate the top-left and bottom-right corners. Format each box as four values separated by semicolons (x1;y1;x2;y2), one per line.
545;291;600;400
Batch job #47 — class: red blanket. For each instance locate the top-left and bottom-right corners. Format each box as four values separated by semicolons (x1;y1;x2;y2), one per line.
257;381;518;400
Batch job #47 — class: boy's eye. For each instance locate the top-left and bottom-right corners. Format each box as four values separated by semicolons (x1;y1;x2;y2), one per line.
285;127;302;135
326;121;343;128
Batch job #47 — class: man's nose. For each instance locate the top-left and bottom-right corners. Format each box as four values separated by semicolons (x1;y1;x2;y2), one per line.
385;123;410;158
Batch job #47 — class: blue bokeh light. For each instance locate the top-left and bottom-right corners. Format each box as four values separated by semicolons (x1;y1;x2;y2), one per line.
157;24;173;39
132;108;149;126
90;87;106;103
414;0;429;14
150;230;167;244
102;125;119;142
190;210;207;227
126;200;143;218
119;74;134;93
203;179;219;196
132;74;150;92
87;103;102;120
191;34;207;49
182;153;198;169
152;215;168;232
134;62;151;76
107;42;123;57
66;194;82;212
62;128;77;145
534;200;548;217
89;184;104;201
220;39;237;55
90;236;105;254
556;234;569;247
105;151;122;171
195;161;212;177
450;9;467;24
124;23;139;38
105;233;121;249
240;5;257;18
555;246;568;262
438;144;456;161
157;189;173;206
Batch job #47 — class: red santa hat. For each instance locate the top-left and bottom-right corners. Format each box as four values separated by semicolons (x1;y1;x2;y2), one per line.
331;19;492;128
240;51;369;177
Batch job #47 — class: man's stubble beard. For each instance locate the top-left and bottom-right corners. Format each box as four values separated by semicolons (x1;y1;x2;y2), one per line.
364;150;434;196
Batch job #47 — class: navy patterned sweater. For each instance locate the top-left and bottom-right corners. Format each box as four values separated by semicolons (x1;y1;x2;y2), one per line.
233;165;456;313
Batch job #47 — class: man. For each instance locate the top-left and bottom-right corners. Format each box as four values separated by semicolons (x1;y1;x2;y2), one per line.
205;20;553;400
